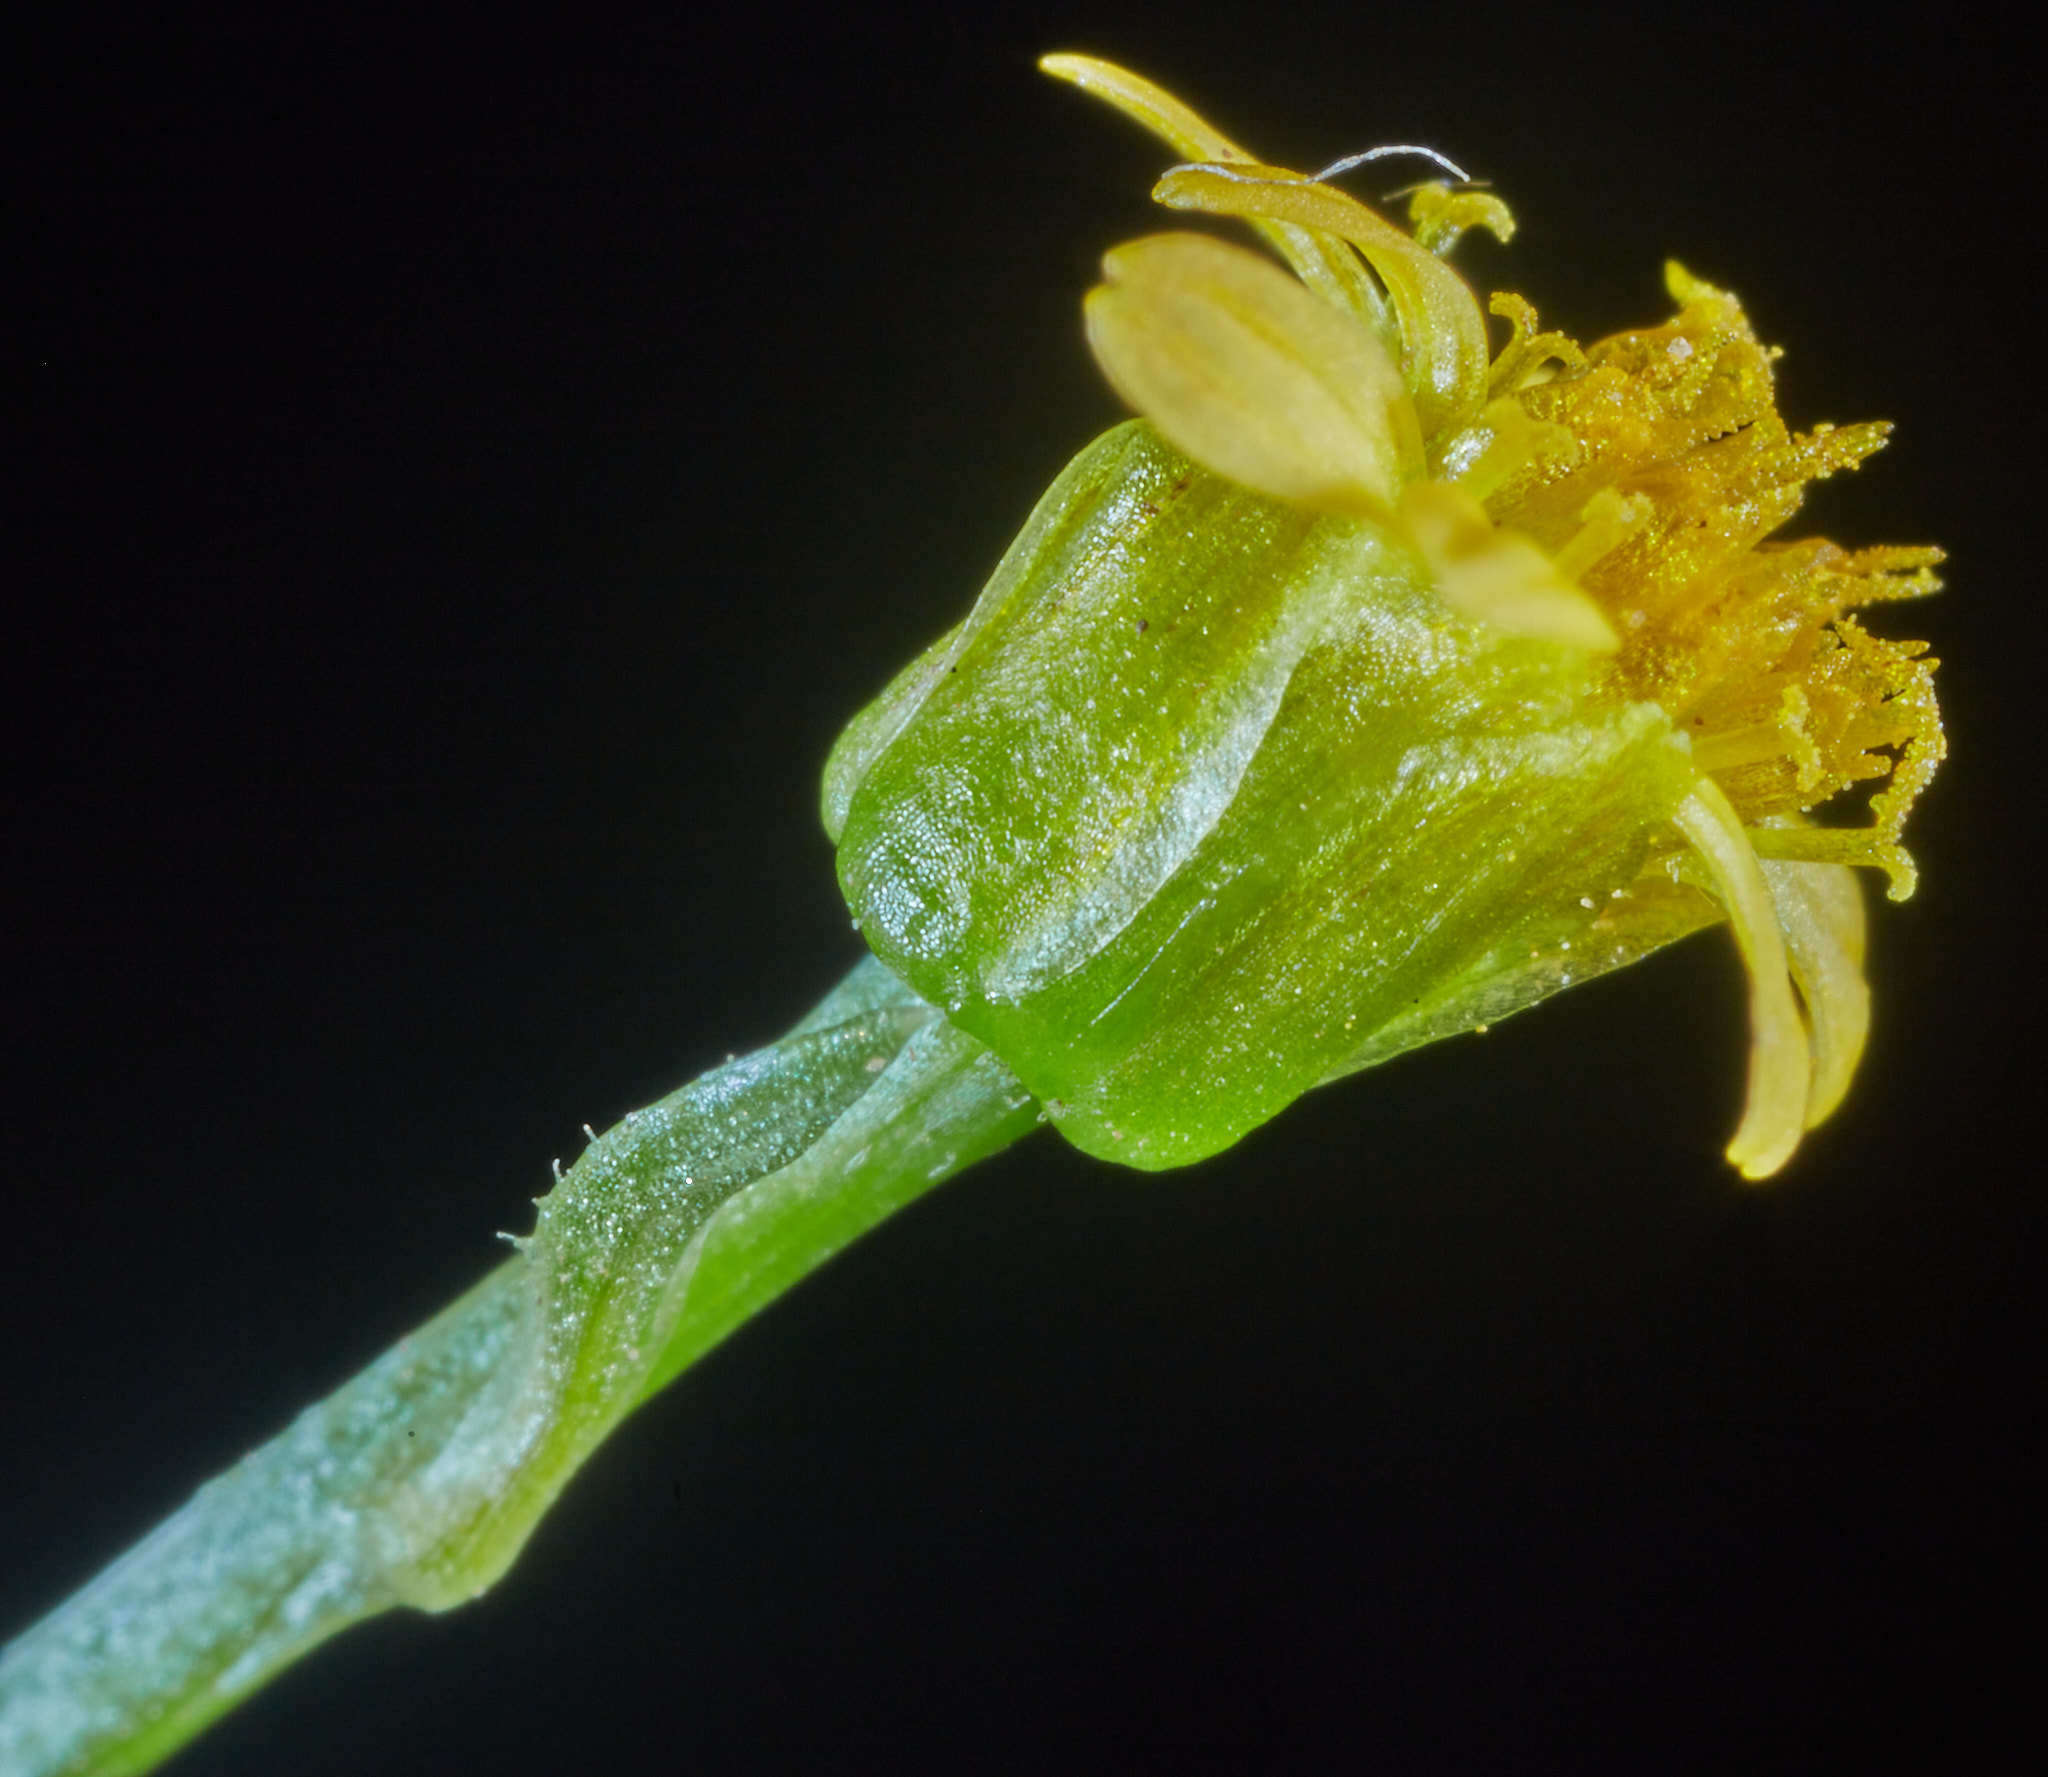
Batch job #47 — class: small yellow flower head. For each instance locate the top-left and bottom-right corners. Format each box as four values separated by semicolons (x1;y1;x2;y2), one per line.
826;56;1943;1180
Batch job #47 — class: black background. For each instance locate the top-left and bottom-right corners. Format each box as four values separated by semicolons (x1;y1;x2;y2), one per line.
6;6;2037;1772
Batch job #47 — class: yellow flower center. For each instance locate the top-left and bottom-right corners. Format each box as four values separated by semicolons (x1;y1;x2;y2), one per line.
1474;272;1942;897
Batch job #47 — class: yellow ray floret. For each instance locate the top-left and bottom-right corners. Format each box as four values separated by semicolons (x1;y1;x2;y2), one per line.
1084;232;1413;517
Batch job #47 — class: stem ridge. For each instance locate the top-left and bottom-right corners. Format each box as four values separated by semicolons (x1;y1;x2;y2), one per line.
1;960;1039;1777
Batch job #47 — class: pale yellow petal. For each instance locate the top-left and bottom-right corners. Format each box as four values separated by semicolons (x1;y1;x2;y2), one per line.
1039;53;1390;334
1038;52;1252;162
1672;781;1813;1181
1759;852;1870;1129
1152;162;1492;434
1085;233;1410;516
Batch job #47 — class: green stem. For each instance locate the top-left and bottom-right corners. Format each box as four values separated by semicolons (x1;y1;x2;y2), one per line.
0;959;1041;1777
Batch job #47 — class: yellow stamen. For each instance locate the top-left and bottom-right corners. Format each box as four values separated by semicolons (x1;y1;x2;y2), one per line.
1548;488;1654;583
1486;294;1587;395
1405;183;1515;257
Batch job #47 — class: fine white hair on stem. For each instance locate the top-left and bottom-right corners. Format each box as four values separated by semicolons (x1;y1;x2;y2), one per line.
1171;147;1480;205
1311;144;1475;184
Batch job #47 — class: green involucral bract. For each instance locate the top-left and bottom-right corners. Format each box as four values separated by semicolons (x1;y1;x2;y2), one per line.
826;421;1704;1169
